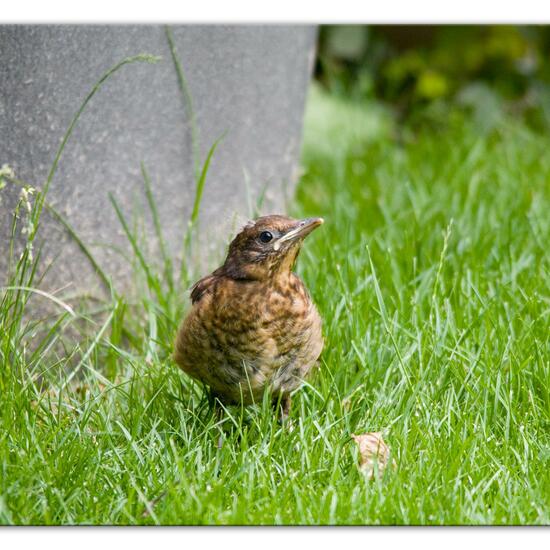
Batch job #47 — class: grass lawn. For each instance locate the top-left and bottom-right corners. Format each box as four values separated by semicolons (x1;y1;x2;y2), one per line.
1;80;549;525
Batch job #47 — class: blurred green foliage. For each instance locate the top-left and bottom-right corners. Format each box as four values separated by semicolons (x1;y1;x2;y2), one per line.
316;25;550;131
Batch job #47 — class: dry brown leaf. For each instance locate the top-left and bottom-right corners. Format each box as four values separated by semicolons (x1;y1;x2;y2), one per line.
352;431;396;479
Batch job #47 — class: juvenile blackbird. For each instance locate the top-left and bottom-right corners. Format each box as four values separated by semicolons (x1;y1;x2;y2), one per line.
174;214;324;419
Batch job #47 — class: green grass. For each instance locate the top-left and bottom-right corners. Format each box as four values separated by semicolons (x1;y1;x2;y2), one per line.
1;76;550;524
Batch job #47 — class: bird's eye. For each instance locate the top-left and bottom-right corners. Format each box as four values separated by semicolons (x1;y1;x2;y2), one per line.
259;231;273;243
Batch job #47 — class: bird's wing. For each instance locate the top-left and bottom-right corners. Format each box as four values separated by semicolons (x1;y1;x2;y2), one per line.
190;271;221;304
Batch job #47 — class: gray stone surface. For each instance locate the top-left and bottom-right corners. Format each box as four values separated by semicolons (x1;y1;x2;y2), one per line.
0;25;316;297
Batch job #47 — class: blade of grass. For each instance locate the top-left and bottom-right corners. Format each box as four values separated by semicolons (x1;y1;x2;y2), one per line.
366;244;412;386
45;202;112;293
165;26;200;183
0;286;76;317
180;134;225;284
109;193;161;301
141;163;174;292
164;25;225;286
60;309;115;391
189;134;225;229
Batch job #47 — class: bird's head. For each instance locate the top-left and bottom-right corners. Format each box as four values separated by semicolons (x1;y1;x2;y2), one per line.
222;214;324;281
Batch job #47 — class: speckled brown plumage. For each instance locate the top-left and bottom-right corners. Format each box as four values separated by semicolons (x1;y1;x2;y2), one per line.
174;214;324;417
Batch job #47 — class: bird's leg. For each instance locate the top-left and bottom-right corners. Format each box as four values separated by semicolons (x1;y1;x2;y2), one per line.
214;400;225;450
205;386;218;408
205;387;225;449
273;393;292;427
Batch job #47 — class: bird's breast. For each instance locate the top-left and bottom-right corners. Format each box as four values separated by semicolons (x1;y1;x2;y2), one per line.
174;274;323;403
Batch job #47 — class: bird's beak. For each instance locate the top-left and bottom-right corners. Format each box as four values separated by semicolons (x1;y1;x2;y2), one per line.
273;217;324;250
